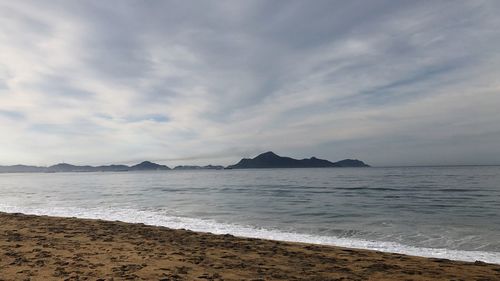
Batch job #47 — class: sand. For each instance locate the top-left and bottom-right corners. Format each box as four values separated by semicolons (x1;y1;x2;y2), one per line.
0;212;499;280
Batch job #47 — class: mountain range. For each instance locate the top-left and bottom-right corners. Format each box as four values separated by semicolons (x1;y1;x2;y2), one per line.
173;165;224;170
0;152;369;173
226;151;369;169
0;161;170;173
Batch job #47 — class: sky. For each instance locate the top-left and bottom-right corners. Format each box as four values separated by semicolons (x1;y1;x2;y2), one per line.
1;0;500;167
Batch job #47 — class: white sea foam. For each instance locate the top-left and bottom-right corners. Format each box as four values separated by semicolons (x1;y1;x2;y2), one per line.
1;204;499;264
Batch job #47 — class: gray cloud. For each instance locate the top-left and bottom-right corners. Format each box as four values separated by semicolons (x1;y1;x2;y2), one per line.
0;110;24;120
0;0;499;166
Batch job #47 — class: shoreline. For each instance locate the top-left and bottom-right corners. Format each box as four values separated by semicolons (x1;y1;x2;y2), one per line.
1;212;499;280
2;206;498;264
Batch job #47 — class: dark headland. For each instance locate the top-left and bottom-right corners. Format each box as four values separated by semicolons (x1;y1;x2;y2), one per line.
227;151;369;169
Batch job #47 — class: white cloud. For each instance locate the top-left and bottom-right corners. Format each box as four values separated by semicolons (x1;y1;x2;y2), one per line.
0;0;499;166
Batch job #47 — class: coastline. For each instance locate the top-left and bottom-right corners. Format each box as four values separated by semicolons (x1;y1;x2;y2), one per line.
1;212;499;280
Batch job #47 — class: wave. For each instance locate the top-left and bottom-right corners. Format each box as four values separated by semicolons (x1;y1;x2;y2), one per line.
0;204;499;264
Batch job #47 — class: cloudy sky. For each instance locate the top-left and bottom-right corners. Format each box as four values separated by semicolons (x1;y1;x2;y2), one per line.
1;0;500;167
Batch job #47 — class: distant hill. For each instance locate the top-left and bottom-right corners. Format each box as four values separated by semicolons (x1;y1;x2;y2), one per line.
47;163;93;173
0;161;170;173
226;151;369;169
0;165;46;173
333;159;370;167
173;165;224;170
98;165;131;172
0;152;370;173
130;161;170;171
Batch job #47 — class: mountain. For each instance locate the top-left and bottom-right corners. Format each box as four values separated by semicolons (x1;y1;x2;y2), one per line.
96;164;130;172
0;165;46;173
173;165;224;170
0;153;369;173
226;151;369;169
47;163;103;172
0;161;170;173
333;159;370;167
129;161;170;171
47;163;134;172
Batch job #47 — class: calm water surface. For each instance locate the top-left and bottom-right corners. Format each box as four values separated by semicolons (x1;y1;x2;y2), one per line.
1;166;499;263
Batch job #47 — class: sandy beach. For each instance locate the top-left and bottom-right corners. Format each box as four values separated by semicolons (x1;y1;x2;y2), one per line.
0;212;499;281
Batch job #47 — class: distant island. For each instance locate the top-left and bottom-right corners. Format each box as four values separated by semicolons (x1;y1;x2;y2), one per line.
0;152;369;173
226;151;369;169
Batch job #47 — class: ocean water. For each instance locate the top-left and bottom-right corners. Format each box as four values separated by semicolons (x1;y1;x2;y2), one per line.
0;166;499;264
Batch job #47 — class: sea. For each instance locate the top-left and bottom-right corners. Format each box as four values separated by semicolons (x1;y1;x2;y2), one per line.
0;166;499;264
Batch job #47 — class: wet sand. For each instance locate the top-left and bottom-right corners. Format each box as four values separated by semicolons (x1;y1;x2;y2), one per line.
0;212;499;280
